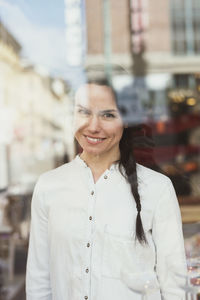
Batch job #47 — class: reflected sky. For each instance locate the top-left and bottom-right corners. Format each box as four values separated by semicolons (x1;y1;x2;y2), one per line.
1;0;66;28
0;0;77;80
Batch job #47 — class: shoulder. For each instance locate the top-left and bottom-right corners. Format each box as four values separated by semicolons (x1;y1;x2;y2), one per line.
136;164;178;212
35;160;79;192
136;163;172;193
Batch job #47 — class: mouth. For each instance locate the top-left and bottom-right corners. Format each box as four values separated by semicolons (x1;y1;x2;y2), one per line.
84;135;106;145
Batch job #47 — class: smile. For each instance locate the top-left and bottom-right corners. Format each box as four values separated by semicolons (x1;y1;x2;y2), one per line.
84;135;106;144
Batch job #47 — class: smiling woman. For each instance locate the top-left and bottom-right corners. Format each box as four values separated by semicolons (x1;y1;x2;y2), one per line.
74;83;124;167
26;79;187;300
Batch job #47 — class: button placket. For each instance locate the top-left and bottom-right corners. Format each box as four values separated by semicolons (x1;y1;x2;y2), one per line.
79;158;116;300
83;168;96;300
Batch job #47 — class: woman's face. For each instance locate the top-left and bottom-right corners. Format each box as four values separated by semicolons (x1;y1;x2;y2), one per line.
74;84;124;157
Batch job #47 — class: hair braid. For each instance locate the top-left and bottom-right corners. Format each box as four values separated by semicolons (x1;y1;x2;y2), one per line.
119;128;147;244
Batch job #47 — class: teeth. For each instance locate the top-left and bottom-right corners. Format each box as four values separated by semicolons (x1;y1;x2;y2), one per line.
86;136;103;142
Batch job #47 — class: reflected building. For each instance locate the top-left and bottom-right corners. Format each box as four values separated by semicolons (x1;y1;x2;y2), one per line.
0;21;21;190
0;21;74;189
84;0;200;118
84;0;171;122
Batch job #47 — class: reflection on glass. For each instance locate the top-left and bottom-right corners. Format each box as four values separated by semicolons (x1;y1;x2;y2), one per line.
121;271;160;300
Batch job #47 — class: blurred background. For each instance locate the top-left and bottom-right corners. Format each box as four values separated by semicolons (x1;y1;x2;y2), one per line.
0;0;200;299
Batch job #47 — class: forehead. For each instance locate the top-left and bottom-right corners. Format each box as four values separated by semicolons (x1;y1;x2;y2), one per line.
75;84;117;109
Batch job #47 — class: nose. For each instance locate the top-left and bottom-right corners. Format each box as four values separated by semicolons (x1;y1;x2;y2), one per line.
87;115;101;133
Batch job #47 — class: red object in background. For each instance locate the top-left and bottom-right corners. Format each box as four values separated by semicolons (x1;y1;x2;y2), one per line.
154;145;200;163
190;276;200;286
132;124;157;168
131;120;200;171
156;121;166;134
150;113;200;135
133;113;200;167
134;143;200;168
133;147;154;166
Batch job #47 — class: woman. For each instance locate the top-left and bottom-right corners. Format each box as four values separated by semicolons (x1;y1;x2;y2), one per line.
26;80;187;300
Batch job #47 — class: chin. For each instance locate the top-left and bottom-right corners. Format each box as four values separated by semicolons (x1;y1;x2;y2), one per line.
81;144;106;155
84;148;104;156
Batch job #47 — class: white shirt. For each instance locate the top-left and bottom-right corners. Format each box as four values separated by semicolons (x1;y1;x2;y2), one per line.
26;155;187;300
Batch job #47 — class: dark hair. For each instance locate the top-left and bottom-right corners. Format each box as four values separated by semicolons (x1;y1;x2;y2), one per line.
85;77;147;244
119;127;147;244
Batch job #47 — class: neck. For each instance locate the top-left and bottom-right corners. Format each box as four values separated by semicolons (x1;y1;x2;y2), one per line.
80;147;120;173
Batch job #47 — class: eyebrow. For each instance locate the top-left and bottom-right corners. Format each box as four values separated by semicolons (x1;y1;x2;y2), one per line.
100;109;118;114
76;104;90;111
76;104;118;113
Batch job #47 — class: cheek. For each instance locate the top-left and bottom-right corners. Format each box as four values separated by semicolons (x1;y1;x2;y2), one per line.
115;127;124;141
73;117;88;135
107;122;124;139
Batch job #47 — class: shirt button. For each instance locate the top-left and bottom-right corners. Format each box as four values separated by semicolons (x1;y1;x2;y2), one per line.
89;216;92;221
104;175;108;179
84;296;88;300
91;190;94;195
87;243;90;247
85;268;89;273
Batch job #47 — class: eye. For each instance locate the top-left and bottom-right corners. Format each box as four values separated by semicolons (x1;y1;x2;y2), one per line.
102;113;116;119
77;108;90;115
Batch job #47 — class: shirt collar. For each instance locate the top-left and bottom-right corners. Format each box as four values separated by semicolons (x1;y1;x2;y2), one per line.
74;154;118;171
74;154;88;168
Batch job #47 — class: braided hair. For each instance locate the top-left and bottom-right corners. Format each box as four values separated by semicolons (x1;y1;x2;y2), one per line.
119;127;147;244
86;78;147;244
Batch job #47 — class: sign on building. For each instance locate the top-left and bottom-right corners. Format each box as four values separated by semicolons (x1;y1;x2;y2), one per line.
64;0;86;66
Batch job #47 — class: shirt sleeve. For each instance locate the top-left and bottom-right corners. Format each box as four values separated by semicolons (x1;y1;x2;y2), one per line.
152;178;187;300
26;177;52;300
